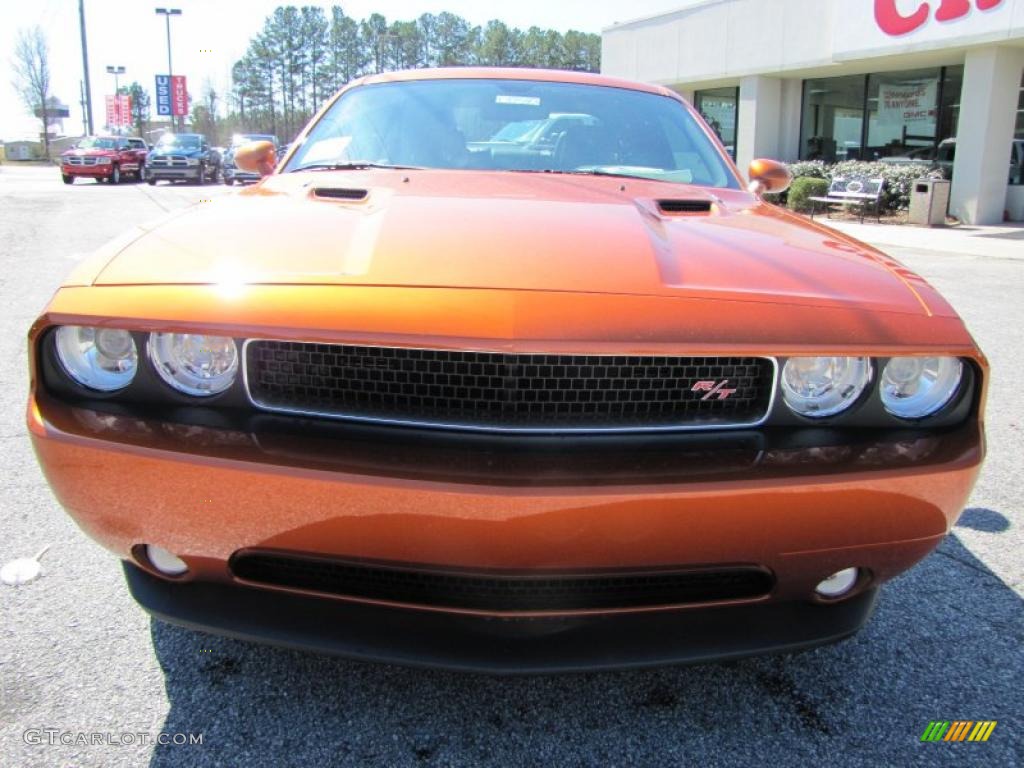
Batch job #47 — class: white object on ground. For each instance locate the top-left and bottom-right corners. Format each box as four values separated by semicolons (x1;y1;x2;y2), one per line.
1;545;51;586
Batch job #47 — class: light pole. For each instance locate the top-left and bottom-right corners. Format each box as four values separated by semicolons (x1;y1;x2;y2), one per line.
377;33;398;73
79;0;94;135
106;65;125;132
155;8;182;130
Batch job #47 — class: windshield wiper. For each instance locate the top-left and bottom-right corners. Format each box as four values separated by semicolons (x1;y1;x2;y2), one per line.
289;162;424;173
511;168;670;182
555;169;671;182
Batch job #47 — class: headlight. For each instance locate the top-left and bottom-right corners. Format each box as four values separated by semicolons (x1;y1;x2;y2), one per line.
148;333;238;396
55;326;138;391
96;157;112;165
186;158;200;166
880;357;962;418
781;356;872;418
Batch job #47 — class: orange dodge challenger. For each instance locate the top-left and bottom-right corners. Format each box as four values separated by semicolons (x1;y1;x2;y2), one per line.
28;69;986;673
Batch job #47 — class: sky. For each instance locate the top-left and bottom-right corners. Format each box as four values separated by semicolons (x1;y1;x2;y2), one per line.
1;0;693;140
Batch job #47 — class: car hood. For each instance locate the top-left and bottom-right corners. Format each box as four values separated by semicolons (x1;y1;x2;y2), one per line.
90;170;953;317
149;146;202;157
64;148;117;157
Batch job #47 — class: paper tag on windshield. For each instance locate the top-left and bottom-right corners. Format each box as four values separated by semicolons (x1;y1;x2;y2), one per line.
302;136;352;163
496;95;541;106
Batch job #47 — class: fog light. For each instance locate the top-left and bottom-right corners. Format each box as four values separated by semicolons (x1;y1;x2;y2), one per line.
145;545;188;576
815;567;859;598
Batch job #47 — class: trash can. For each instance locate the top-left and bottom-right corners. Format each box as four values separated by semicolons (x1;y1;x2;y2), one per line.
908;179;950;226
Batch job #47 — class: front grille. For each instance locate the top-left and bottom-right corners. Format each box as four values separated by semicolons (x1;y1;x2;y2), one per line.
149;156;188;167
244;341;775;432
231;552;774;612
66;156;98;166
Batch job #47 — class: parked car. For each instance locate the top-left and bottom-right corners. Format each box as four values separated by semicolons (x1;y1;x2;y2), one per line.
468;113;599;167
222;133;279;185
60;136;148;185
145;133;220;185
883;138;1024;183
29;68;986;672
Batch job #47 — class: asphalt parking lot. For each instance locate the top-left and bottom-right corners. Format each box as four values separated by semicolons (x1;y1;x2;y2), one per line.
0;163;1020;767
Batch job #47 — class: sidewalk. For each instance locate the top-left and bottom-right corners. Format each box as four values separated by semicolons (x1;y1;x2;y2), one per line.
820;218;1024;260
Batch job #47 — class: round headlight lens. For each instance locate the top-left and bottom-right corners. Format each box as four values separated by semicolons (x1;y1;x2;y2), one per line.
55;326;138;391
148;333;238;396
781;356;872;418
880;357;962;418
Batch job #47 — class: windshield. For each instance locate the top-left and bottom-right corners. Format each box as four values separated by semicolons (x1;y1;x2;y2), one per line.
158;134;200;149
285;79;737;187
490;120;543;142
77;137;117;150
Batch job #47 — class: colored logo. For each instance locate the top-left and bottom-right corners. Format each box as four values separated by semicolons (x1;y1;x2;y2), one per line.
155;75;189;117
874;0;1005;37
921;721;997;742
155;75;171;116
691;380;737;401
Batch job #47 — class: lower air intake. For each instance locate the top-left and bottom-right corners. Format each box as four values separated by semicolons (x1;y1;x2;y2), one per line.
230;552;774;612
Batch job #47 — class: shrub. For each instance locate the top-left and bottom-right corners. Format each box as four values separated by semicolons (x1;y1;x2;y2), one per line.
783;159;945;212
829;160;944;211
786;177;830;212
786;160;828;180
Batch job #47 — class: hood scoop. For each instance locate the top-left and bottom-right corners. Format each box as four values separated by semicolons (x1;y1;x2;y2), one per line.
656;199;713;215
312;187;368;201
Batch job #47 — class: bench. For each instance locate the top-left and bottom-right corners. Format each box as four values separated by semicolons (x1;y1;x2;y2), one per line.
809;177;885;223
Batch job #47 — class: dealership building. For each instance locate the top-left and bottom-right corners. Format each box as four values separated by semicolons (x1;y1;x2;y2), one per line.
602;0;1024;223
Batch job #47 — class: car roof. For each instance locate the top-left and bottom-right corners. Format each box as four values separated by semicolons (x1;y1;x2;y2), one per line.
354;67;679;100
83;135;145;142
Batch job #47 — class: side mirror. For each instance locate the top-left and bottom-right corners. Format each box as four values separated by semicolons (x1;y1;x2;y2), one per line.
747;158;792;195
234;140;278;177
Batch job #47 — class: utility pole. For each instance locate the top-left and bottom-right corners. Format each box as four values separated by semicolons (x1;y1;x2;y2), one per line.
79;80;88;136
79;0;94;135
155;8;182;131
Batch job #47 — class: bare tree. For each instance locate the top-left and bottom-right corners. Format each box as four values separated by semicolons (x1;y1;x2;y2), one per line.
11;26;52;158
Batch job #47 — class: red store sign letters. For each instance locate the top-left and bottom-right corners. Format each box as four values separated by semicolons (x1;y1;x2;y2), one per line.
874;0;1005;36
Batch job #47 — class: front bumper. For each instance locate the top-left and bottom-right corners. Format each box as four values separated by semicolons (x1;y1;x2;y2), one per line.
30;392;981;576
223;166;259;183
146;166;201;180
125;561;879;673
62;164;113;178
29;387;981;668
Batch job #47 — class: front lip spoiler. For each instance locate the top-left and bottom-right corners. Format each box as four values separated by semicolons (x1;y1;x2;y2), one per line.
124;562;878;674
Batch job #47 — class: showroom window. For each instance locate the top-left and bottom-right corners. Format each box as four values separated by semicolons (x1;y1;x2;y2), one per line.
1013;71;1023;185
938;66;963;144
694;87;738;160
866;68;941;158
800;75;866;162
800;67;964;164
1016;70;1023;139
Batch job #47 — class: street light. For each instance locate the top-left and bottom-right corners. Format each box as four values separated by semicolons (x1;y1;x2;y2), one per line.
377;33;399;73
105;65;125;132
155;8;182;130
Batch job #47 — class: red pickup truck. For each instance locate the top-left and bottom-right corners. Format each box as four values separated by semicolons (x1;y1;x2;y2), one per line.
61;136;148;185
